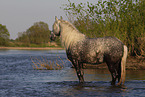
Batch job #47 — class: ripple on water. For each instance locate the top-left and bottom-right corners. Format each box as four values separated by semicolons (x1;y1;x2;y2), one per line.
0;50;145;97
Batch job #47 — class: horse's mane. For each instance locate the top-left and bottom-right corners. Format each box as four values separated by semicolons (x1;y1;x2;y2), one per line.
60;20;80;32
59;20;86;49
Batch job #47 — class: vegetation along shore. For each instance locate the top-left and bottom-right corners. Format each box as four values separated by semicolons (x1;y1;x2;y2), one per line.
0;47;63;50
0;0;145;70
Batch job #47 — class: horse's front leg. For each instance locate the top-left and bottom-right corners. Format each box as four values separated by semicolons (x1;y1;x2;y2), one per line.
78;62;84;83
72;60;84;83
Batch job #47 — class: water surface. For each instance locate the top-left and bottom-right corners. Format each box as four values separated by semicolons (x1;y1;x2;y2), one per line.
0;50;145;97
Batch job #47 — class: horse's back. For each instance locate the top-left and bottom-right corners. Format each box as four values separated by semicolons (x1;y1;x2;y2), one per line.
81;36;124;63
67;36;124;64
84;36;123;51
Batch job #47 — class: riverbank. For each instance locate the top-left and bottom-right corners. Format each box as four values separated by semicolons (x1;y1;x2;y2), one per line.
83;56;145;70
0;47;144;70
0;47;64;50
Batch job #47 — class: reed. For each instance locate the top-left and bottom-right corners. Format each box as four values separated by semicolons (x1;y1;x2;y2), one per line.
31;56;64;70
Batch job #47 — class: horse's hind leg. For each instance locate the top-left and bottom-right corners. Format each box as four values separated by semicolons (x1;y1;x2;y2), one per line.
107;60;121;85
107;63;117;85
72;60;84;83
116;60;121;83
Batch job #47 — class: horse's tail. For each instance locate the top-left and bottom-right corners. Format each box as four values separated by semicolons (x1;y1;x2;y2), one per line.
117;45;128;85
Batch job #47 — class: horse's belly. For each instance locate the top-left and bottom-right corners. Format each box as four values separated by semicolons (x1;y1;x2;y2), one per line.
82;53;104;64
86;57;103;64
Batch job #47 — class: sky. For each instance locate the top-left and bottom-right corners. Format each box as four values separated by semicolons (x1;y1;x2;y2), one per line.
0;0;98;39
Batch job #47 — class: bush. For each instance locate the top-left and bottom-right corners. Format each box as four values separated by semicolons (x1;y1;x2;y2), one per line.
63;0;145;56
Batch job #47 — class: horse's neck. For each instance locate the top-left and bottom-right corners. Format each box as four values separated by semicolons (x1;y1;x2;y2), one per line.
60;22;86;49
60;22;80;35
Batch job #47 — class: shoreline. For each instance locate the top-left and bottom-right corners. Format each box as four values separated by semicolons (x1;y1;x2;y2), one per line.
1;47;145;70
0;47;64;50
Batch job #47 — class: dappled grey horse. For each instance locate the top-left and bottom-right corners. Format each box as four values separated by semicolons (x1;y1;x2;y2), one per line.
50;17;128;85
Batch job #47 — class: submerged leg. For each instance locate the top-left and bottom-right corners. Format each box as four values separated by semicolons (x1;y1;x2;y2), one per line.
72;60;84;83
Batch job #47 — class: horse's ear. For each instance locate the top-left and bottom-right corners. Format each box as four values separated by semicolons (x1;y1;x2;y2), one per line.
55;16;58;21
60;16;63;20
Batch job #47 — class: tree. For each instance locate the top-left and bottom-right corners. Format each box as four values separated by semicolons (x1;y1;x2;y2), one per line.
17;21;51;45
63;0;145;56
0;24;10;46
27;21;50;44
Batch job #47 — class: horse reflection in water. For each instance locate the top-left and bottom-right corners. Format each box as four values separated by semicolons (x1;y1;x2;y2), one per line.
50;17;128;85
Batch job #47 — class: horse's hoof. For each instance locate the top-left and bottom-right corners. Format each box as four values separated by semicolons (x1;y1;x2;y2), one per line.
79;80;84;84
111;82;115;85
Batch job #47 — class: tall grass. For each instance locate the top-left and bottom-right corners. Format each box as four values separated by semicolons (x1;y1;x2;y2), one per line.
31;56;65;70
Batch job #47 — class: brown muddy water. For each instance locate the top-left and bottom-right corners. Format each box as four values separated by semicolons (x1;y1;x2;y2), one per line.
0;50;145;97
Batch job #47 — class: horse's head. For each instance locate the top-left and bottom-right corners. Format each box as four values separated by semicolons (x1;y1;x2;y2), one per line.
50;31;56;41
52;16;62;36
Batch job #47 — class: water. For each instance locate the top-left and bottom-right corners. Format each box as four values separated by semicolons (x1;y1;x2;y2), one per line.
0;50;145;97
